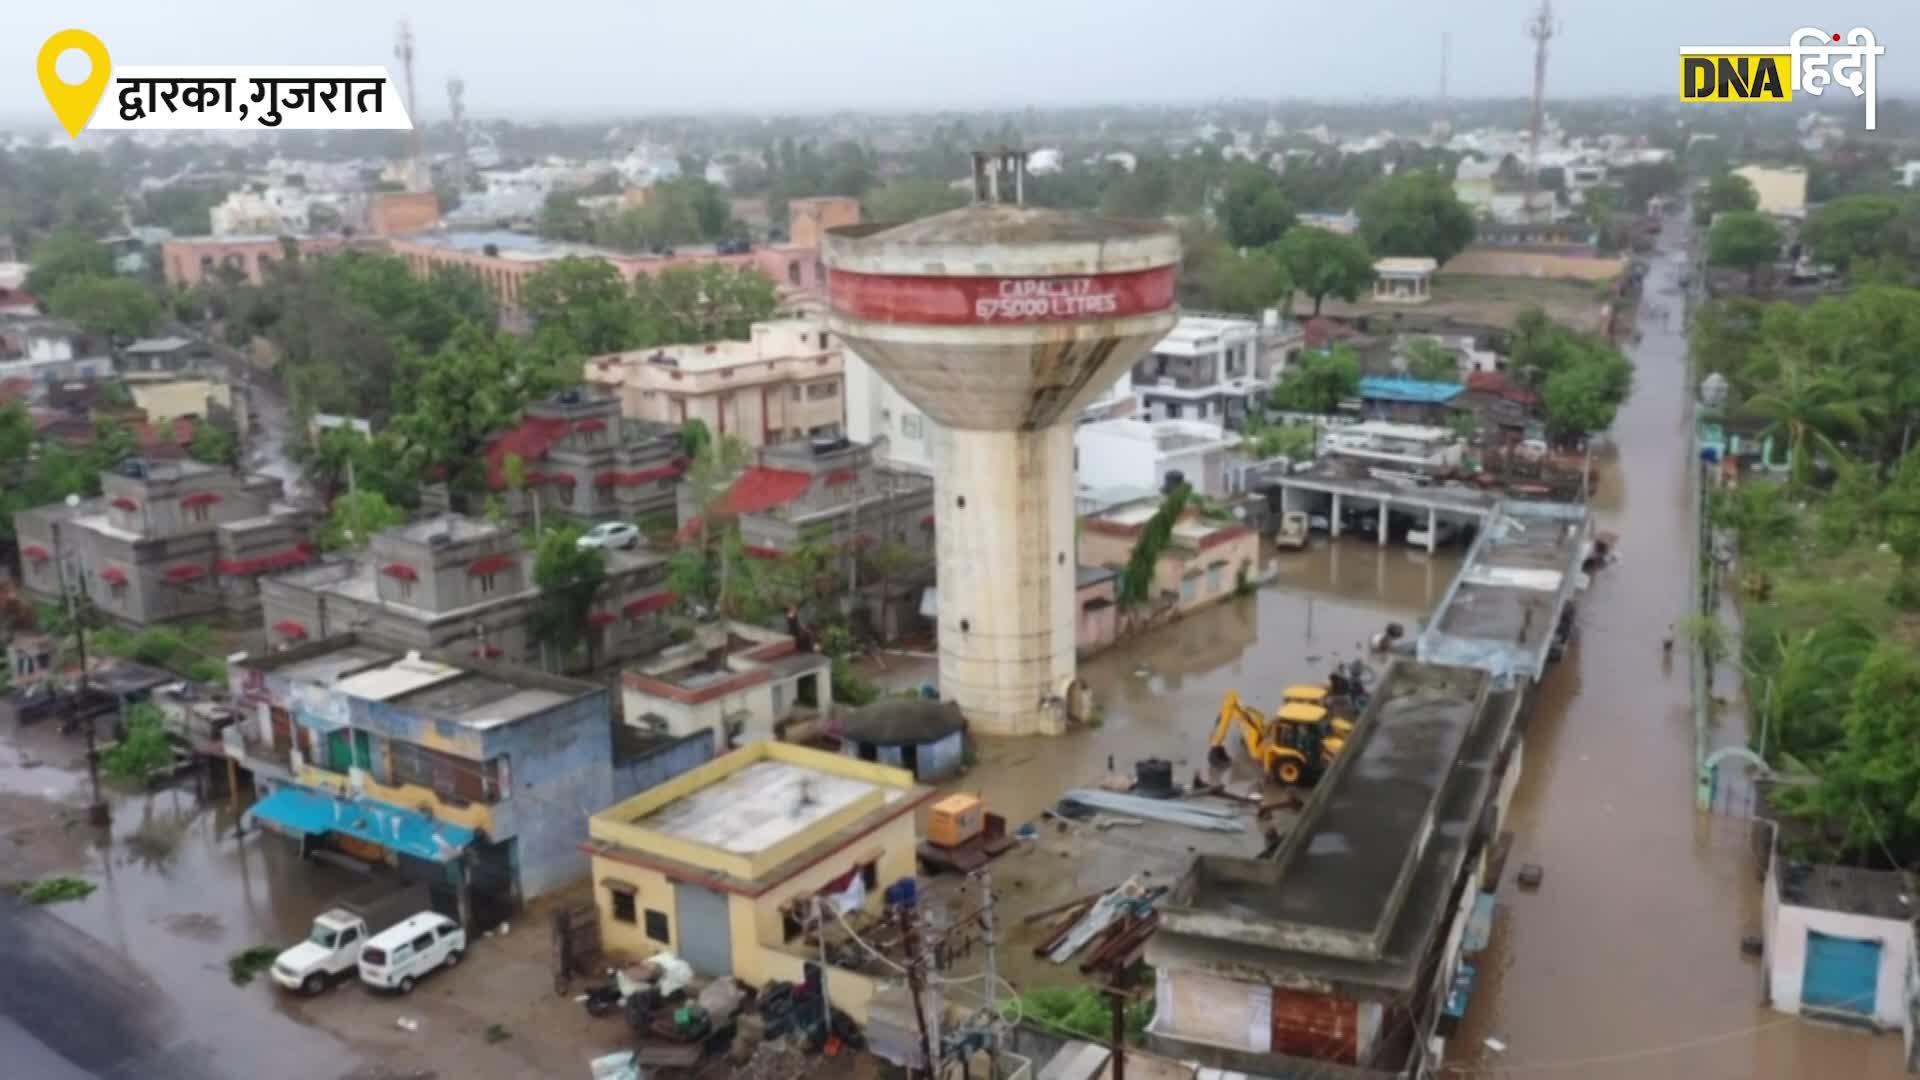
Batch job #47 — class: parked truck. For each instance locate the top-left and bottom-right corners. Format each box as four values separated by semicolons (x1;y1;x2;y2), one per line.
272;882;432;994
1274;511;1310;551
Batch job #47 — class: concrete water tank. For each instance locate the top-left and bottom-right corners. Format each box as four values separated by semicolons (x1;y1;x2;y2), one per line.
824;149;1180;735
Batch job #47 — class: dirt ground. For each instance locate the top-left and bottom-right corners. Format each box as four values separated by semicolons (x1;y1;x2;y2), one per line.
1311;272;1615;335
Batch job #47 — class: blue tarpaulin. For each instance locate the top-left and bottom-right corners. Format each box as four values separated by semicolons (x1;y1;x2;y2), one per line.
1358;376;1464;405
248;785;475;862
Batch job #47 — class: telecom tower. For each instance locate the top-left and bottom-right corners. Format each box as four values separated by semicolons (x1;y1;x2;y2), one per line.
394;19;427;193
446;77;467;197
1523;0;1559;223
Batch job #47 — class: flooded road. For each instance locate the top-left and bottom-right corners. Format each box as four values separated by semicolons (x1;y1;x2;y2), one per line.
0;717;367;1079
1448;224;1904;1076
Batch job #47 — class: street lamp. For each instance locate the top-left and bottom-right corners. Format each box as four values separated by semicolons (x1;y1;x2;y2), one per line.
57;492;111;827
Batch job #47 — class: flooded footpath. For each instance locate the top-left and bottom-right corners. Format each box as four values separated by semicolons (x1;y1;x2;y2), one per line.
1445;227;1905;1077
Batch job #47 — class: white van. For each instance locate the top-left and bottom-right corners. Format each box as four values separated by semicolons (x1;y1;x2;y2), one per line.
357;912;465;994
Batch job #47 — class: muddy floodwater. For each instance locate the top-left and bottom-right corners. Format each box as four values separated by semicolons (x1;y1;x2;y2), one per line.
1444;228;1904;1077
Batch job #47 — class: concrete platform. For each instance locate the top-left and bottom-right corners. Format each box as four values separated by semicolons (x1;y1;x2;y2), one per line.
1418;499;1590;682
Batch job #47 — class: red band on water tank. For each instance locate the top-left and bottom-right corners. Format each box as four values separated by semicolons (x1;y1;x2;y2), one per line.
827;267;1175;326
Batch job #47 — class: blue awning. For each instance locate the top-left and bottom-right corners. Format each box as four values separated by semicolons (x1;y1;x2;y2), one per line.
247;785;475;863
1358;376;1464;405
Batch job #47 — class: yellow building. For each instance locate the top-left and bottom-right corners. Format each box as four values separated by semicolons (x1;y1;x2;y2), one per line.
126;375;233;426
1731;165;1809;219
584;740;933;1021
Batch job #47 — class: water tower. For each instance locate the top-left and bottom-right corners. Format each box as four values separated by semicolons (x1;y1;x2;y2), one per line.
825;150;1181;735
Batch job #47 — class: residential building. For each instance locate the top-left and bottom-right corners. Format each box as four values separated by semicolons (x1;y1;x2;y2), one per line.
1075;565;1120;657
1452;158;1499;211
232;639;715;924
1296;210;1360;235
1131;314;1267;426
1372;258;1438;304
16;459;313;625
1146;661;1528;1077
620;621;831;747
1732;165;1810;219
0;262;33;316
1764;853;1916;1031
1079;499;1259;618
367;191;442;236
785;196;862;250
258;513;674;668
1895;160;1920;189
1485;190;1559;225
1321;421;1465;473
210;186;313;236
476;388;684;529
125;374;236;427
1075;417;1249;498
678;436;936;635
118;335;211;376
584;740;935;1021
0;318;111;384
587;318;845;451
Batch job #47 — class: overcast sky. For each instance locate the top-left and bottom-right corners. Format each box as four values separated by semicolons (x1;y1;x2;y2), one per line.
9;1;1916;121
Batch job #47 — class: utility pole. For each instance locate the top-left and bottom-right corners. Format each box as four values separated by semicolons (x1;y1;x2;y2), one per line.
1523;0;1559;224
53;503;110;827
394;20;425;193
895;900;936;1078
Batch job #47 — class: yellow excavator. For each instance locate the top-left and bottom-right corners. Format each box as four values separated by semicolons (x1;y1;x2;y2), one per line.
1207;688;1352;786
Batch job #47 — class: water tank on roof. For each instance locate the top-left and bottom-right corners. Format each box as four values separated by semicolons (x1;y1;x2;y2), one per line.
1162;469;1186;494
809;435;852;456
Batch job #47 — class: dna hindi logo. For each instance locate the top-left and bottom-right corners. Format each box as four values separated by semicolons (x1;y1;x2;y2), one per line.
1678;27;1885;130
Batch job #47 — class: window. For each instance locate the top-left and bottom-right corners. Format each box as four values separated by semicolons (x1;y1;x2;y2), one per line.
788;260;802;286
1167;404;1182;419
611;890;636;924
791;385;803;401
475;572;499;595
644;909;670;944
396;578;415;601
338;926;359;947
806;380;839;401
1181;576;1198;603
860;860;879;891
410;932;434;952
1207;563;1225;593
900;413;923;439
186;503;211;524
437;924;459;940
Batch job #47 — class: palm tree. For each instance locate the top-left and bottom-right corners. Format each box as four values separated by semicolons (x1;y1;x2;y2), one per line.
1741;352;1872;488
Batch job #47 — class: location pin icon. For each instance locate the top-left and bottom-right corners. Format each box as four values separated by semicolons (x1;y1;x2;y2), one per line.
37;30;112;139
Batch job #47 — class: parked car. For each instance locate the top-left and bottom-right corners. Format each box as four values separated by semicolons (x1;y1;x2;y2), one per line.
271;884;428;994
1275;511;1310;551
357;912;466;994
577;522;641;551
1406;521;1465;549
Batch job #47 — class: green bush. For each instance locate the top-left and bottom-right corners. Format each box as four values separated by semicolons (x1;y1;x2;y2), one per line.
7;876;95;904
104;703;172;781
1016;984;1154;1044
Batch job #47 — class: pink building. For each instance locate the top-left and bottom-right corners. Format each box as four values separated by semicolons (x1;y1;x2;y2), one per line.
388;231;831;319
161;235;360;289
584;318;844;449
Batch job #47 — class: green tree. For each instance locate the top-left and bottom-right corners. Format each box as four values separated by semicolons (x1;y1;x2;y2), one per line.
1694;173;1759;226
319;489;405;551
1742;353;1870;488
1117;483;1193;611
1776;642;1920;862
187;423;239;468
320;252;494;354
390;325;570;492
1803;194;1909;271
861;179;967;223
46;276;161;340
1404;339;1461;382
520;257;636;355
1708;211;1783;290
537;192;595;243
134;187;225;236
1245;422;1317;461
532;524;609;671
1270;346;1361;415
1275;227;1373;316
1219;163;1295;249
632;264;778;344
24;231;112;298
1542;354;1631;442
1880;451;1920;606
1357;171;1475;264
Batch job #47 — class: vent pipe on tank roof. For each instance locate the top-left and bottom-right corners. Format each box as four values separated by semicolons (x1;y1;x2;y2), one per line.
971;148;1027;207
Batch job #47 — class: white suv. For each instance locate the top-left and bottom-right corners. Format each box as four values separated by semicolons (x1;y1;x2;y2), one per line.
357;912;465;994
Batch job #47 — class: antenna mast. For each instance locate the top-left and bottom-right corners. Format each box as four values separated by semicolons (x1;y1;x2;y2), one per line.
394;19;425;192
1523;0;1559;223
446;77;467;198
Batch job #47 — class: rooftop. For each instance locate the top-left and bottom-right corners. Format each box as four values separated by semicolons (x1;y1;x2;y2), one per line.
586;741;933;892
1418;500;1591;682
1776;861;1917;922
402;229;615;262
1154;315;1258;354
122;336;195;354
1358;376;1464;405
1375;257;1440;275
242;637;597;731
391;515;502;546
